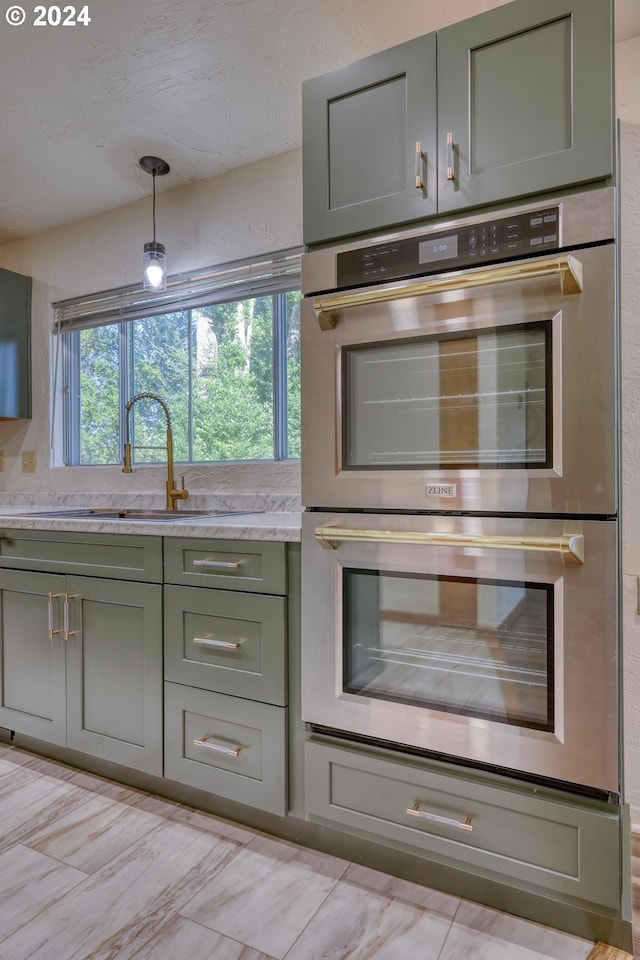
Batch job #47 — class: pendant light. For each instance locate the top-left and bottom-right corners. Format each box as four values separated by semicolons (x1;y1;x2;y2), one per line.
139;155;170;291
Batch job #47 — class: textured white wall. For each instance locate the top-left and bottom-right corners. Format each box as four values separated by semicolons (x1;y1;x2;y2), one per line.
617;36;640;124
0;148;303;497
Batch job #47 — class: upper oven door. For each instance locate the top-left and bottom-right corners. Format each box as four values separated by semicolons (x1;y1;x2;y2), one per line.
301;243;616;515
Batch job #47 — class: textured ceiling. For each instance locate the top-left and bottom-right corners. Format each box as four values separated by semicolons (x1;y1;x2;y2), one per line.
0;0;637;246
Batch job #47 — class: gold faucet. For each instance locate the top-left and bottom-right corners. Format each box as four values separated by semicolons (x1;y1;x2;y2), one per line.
122;392;189;510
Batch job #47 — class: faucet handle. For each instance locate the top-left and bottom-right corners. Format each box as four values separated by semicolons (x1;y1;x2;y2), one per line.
174;475;189;501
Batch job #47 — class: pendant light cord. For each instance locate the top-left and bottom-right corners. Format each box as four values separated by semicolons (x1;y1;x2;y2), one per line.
152;170;157;244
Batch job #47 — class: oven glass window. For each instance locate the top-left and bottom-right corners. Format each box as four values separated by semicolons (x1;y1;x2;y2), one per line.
343;321;551;469
343;569;553;731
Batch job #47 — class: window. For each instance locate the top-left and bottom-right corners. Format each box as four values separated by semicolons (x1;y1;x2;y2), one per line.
56;250;301;466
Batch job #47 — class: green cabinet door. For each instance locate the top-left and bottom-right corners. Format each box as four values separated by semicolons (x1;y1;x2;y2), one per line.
0;568;162;774
302;0;613;244
0;266;31;419
65;576;163;776
437;0;613;213
302;32;438;245
0;569;66;744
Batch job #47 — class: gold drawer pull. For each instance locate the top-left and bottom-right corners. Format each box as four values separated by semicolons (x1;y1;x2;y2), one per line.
446;130;455;181
192;558;242;571
407;801;474;832
315;526;584;565
47;592;63;638
193;635;244;650
415;141;426;191
63;593;79;641
193;734;245;757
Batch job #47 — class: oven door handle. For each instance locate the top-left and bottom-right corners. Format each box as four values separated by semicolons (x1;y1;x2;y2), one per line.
312;254;583;330
314;526;584;565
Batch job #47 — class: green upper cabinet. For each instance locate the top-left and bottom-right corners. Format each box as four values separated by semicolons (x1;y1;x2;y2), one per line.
302;33;438;245
437;0;614;215
302;0;613;245
0;266;31;420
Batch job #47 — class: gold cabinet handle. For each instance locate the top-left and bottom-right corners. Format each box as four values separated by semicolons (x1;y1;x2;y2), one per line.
48;592;63;638
315;526;584;565
407;801;473;832
63;593;79;641
312;255;583;329
415;141;426;191
446;131;455;182
193;635;244;650
193;734;244;757
192;558;242;570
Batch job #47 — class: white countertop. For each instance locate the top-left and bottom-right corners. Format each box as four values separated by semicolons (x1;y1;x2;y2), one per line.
0;504;302;542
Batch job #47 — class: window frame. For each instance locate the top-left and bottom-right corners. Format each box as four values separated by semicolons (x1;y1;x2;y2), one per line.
56;249;302;467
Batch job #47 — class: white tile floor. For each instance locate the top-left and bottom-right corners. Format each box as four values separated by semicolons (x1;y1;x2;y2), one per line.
0;742;619;959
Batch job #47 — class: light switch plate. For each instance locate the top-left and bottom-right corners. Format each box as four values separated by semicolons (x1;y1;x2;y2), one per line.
22;451;36;473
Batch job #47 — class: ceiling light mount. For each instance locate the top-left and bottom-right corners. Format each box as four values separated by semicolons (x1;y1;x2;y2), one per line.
139;155;170;291
139;156;170;178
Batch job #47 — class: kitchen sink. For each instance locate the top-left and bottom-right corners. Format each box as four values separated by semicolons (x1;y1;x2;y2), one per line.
24;508;261;522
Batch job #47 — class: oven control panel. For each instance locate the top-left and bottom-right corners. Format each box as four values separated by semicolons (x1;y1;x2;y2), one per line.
336;206;561;289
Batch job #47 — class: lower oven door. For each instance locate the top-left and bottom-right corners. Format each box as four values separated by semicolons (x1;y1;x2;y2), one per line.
301;511;618;795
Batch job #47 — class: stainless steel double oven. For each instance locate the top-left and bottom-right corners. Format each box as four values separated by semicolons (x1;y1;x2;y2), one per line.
300;187;619;798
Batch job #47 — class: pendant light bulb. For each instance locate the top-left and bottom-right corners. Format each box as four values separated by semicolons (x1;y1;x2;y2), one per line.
143;240;167;290
139;156;170;292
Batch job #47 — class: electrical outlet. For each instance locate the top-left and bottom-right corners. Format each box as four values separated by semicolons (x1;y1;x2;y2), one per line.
21;451;36;473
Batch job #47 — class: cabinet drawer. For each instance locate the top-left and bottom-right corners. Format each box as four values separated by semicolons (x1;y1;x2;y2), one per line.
164;683;287;816
0;529;162;582
164;538;286;594
305;739;620;910
164;585;287;705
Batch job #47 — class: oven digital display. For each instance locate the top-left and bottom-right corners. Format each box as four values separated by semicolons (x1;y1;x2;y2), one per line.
335;205;561;289
418;234;458;264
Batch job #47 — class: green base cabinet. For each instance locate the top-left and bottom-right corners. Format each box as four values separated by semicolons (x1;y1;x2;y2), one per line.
163;537;290;816
302;0;613;244
305;737;621;912
0;531;163;776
